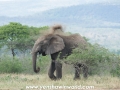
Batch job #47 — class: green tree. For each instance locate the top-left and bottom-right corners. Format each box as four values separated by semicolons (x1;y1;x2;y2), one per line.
65;42;120;75
0;22;29;58
0;22;49;58
16;26;49;55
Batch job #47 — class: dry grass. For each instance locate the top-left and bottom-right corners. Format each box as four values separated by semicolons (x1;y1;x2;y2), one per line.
0;74;120;90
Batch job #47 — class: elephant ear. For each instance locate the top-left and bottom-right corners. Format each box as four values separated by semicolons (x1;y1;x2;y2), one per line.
45;35;65;55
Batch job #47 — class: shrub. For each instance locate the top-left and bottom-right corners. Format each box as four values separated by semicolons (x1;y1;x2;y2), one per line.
0;55;50;74
0;56;23;73
65;43;120;76
110;64;120;77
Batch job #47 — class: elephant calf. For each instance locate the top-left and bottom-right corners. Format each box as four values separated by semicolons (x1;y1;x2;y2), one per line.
74;63;88;80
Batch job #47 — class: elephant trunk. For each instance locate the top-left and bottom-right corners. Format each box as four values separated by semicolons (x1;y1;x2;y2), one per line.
32;52;40;73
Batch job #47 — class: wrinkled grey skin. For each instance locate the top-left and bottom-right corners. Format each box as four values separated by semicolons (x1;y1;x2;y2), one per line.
32;26;87;80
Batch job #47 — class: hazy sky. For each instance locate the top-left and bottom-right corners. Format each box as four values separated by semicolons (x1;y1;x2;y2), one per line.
0;0;119;17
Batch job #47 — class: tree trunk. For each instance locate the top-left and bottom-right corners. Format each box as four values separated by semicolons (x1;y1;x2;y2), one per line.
11;48;15;59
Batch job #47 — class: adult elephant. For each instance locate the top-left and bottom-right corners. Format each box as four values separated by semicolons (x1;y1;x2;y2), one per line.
32;25;87;80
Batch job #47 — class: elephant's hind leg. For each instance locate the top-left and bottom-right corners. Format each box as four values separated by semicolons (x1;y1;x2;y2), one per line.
48;61;56;80
82;64;88;78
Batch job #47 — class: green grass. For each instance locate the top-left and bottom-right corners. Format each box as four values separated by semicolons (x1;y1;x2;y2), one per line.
0;74;120;90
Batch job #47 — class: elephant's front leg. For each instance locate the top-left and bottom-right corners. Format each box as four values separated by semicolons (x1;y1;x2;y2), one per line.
55;61;62;79
48;61;56;80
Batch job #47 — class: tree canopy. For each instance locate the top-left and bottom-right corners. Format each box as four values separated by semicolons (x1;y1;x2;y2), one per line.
0;22;48;58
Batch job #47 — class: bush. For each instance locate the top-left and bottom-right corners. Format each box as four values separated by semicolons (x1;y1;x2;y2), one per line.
0;55;50;74
65;43;120;76
110;65;120;77
21;55;50;74
37;55;50;73
0;56;23;73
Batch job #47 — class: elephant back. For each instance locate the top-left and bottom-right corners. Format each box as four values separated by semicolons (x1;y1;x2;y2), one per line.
60;34;87;49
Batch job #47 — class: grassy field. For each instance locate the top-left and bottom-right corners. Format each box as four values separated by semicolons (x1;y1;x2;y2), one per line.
0;74;120;90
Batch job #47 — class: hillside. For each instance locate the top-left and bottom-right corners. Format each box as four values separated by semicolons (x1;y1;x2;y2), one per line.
0;3;120;52
0;4;120;27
